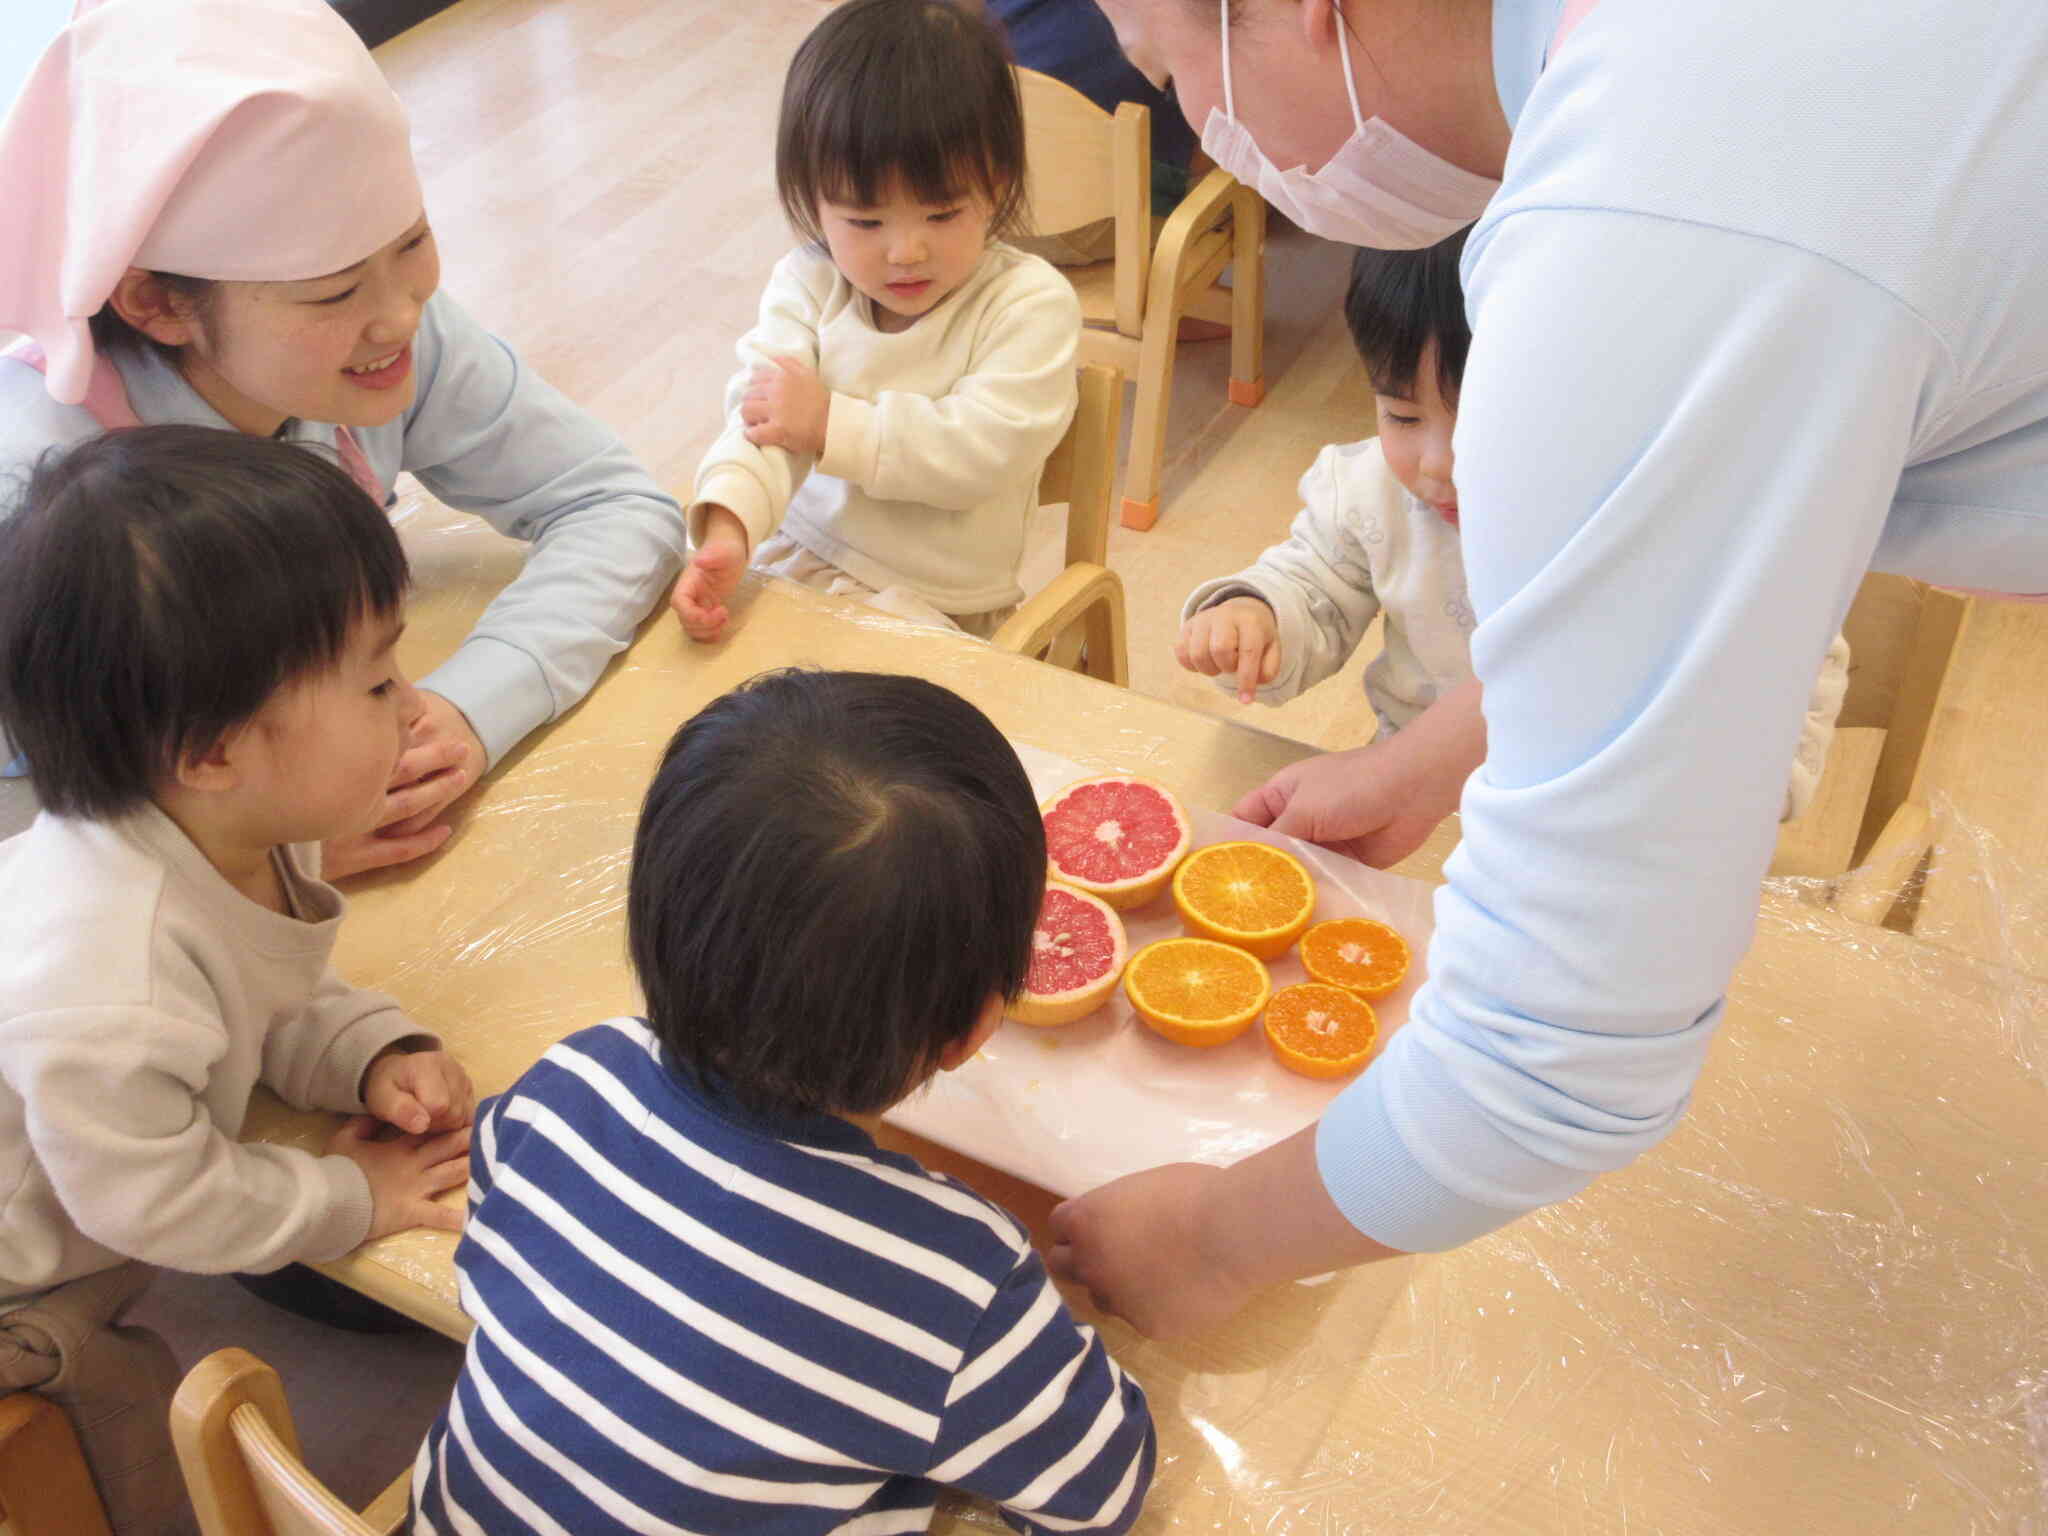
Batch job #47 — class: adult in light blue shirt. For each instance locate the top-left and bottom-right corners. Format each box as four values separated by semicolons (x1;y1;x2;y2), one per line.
1052;0;2048;1337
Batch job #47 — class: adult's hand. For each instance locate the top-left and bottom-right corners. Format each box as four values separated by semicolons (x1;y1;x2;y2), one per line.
322;690;486;879
1048;1127;1404;1339
1234;679;1485;867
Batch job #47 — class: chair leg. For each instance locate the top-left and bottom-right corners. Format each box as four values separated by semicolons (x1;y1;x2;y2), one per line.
1227;187;1266;406
1120;309;1180;531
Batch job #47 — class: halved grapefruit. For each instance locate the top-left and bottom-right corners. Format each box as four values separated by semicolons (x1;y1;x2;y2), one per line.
1040;774;1192;910
1011;882;1129;1026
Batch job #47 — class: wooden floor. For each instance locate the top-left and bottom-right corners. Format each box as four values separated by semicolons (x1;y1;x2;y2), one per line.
62;0;2048;1518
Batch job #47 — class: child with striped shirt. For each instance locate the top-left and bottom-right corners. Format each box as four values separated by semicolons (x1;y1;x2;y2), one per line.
412;669;1155;1534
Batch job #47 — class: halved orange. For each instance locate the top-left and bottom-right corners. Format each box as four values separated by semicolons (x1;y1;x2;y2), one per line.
1263;983;1378;1079
1123;937;1271;1047
1299;917;1410;999
1170;840;1316;959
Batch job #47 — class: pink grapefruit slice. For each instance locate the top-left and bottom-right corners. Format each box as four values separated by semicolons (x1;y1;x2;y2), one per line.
1011;881;1129;1026
1040;774;1192;910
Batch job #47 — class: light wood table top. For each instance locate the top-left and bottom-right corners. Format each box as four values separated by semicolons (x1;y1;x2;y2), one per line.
245;558;2048;1534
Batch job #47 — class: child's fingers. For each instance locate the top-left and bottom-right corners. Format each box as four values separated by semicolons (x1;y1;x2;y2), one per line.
352;822;454;872
742;422;787;449
1205;618;1243;678
1258;637;1282;686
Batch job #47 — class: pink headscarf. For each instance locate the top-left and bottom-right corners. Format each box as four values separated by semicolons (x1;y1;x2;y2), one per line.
0;0;424;405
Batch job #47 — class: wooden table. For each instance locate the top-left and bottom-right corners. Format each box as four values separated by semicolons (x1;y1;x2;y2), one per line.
245;550;2048;1533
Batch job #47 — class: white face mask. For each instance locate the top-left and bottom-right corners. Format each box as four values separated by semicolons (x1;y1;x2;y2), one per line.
1199;0;1499;249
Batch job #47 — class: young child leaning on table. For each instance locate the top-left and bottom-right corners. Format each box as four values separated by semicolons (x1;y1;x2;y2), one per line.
1179;231;1851;823
413;668;1155;1535
0;427;473;1535
670;0;1081;643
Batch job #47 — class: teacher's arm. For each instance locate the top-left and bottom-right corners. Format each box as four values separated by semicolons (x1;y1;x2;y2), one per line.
1056;209;1941;1334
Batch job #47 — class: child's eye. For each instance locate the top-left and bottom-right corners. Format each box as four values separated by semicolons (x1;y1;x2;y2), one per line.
310;286;358;306
403;228;434;253
847;217;882;230
371;680;395;697
1381;413;1420;427
927;208;962;224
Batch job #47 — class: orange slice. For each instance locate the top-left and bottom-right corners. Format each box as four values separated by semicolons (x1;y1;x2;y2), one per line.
1299;917;1410;999
1170;840;1316;959
1263;983;1379;1079
1123;937;1271;1047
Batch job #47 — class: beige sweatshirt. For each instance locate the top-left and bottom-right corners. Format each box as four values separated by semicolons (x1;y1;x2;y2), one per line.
691;242;1081;615
0;806;430;1302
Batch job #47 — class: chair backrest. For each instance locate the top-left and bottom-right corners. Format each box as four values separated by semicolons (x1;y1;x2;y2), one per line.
171;1350;378;1536
1037;363;1123;570
1015;68;1150;336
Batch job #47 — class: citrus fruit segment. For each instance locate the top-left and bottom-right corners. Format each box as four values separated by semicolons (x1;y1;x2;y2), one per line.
1040;774;1192;910
1299;917;1410;999
1123;937;1271;1048
1263;984;1379;1078
1011;882;1129;1027
1170;840;1316;959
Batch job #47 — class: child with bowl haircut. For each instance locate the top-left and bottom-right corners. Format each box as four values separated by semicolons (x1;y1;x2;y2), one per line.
1179;233;1850;821
672;0;1082;642
0;427;474;1532
413;669;1154;1535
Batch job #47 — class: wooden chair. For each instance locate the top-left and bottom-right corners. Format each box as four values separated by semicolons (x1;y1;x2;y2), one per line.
0;1393;112;1536
1016;67;1266;532
170;1350;410;1536
1768;576;1971;927
992;362;1129;686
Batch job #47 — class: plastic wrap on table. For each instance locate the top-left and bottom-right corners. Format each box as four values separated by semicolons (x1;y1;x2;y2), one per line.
243;497;2048;1531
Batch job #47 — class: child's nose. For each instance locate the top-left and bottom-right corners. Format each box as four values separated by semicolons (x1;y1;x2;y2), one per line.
887;229;927;266
396;674;427;729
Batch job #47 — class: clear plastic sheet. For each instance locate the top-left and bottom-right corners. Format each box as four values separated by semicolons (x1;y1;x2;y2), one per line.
245;501;2048;1531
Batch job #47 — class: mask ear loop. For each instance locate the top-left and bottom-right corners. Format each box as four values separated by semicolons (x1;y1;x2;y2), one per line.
1330;0;1368;133
1219;0;1237;119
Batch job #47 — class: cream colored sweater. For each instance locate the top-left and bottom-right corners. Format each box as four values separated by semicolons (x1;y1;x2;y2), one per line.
0;807;430;1302
691;242;1081;615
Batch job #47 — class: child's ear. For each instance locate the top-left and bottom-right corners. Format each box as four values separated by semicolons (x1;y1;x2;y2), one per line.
937;993;1007;1072
107;268;202;348
172;727;245;793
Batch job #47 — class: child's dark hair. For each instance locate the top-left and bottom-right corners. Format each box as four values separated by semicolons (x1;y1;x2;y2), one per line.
0;425;408;818
776;0;1028;246
629;669;1045;1119
1344;225;1474;406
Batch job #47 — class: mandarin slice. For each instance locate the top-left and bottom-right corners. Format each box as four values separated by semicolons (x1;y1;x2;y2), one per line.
1263;983;1379;1079
1299;917;1410;1000
1170;840;1316;959
1122;937;1271;1048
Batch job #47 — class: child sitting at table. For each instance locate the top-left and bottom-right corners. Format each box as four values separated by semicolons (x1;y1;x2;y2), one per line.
1177;232;1850;821
670;0;1082;643
412;669;1155;1535
0;427;474;1534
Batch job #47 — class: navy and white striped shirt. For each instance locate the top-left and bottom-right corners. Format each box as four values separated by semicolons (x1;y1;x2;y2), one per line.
411;1019;1154;1534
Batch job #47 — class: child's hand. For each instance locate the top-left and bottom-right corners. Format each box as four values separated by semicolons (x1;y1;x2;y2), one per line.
740;357;830;456
327;1116;471;1242
363;1047;475;1134
670;507;751;643
1175;596;1281;704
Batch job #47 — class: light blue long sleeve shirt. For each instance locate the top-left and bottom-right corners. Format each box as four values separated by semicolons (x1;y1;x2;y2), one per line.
1318;0;2048;1251
0;290;687;769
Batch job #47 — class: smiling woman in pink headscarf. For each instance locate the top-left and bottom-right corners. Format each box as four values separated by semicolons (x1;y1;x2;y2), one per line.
0;0;688;874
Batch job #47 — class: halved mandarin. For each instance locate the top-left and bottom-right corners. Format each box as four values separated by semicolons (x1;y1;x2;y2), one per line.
1123;937;1271;1048
1170;840;1316;959
1299;917;1410;999
1263;983;1379;1079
